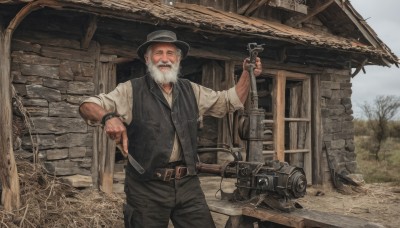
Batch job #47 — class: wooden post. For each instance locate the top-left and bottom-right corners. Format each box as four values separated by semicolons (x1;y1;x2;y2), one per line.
311;74;323;184
96;55;117;194
0;0;48;212
273;71;286;161
0;16;20;212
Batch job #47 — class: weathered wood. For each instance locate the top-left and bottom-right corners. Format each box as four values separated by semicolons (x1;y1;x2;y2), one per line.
351;58;368;77
244;0;269;17
96;54;117;194
289;85;301;167
243;207;304;228
311;74;323;184
81;15;97;49
302;78;312;183
273;71;286;161
0;12;20;212
243;206;385;228
287;0;335;27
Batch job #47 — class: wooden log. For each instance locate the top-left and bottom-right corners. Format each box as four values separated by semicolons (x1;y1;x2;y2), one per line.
0;4;28;212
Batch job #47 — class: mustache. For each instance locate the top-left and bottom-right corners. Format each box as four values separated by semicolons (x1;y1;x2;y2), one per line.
156;61;173;68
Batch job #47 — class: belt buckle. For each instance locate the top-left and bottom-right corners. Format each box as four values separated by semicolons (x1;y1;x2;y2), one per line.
175;166;187;180
163;168;174;181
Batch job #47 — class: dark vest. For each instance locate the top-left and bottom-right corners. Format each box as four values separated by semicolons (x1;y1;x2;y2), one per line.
126;75;199;180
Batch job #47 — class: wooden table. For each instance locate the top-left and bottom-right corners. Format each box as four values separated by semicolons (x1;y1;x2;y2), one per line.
201;176;384;228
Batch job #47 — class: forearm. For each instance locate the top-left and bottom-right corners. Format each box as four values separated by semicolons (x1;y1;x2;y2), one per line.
79;102;107;124
235;70;251;105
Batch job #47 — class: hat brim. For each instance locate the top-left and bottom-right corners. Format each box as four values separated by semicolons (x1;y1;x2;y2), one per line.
137;40;190;62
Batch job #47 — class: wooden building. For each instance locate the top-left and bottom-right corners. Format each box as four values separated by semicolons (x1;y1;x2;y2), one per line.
1;0;398;197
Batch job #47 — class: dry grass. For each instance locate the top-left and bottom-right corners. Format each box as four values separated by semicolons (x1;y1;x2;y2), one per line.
0;156;124;228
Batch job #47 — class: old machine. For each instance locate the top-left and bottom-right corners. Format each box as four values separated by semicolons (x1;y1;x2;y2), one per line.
197;43;307;212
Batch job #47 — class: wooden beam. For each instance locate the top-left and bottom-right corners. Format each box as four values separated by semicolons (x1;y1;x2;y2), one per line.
351;58;368;77
238;0;256;15
273;71;286;161
244;0;270;17
334;0;380;48
81;15;98;49
287;0;335;27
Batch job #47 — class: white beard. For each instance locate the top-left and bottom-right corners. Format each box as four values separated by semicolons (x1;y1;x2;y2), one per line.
147;60;180;84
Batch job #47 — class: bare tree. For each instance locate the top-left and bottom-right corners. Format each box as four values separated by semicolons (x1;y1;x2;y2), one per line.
361;95;400;160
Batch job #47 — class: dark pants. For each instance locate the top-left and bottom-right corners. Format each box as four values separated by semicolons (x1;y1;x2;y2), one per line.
123;168;216;228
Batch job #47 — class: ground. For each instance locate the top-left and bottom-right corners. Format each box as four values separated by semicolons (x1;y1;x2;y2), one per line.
200;176;400;228
1;160;400;227
296;183;400;228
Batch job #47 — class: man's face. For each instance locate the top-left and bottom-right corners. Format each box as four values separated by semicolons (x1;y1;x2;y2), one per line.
145;43;181;85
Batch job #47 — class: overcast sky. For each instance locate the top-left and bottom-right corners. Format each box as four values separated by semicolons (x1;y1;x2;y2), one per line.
349;0;400;119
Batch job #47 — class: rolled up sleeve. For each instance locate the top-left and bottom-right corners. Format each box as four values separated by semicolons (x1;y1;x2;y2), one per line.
191;82;244;118
80;81;133;125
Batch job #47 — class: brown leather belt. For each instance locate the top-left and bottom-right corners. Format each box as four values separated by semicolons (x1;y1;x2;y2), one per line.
153;166;188;181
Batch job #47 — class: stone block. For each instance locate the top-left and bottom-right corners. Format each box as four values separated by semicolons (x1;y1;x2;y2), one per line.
345;139;355;152
26;107;49;116
11;40;41;53
41;46;94;63
43;78;68;93
321;89;332;98
71;157;92;168
13;84;27;96
12;52;60;65
49;102;80;118
22;134;56;150
340;89;352;98
31;117;87;134
45;148;69;160
62;95;88;105
331;139;345;149
22;98;48;107
26;84;61;101
69;147;86;158
20;64;59;78
67;81;95;95
12;71;25;83
60;174;93;188
345;161;358;173
56;133;92;147
43;161;79;176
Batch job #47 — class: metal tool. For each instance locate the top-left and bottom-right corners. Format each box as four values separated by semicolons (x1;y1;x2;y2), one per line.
127;153;145;174
116;144;145;174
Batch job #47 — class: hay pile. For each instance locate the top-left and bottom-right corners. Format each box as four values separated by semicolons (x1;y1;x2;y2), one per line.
0;156;124;227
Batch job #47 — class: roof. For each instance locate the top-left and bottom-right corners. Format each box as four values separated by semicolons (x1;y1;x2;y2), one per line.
1;0;398;66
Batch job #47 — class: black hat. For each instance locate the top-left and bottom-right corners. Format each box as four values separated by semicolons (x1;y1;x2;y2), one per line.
137;30;190;62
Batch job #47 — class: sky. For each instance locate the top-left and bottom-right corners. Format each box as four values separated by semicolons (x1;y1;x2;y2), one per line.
349;0;400;119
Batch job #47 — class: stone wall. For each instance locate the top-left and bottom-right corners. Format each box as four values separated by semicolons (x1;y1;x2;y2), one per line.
320;69;357;179
11;36;96;176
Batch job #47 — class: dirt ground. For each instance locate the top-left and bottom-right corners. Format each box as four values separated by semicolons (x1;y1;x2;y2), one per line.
2;160;399;227
200;176;400;228
297;183;400;228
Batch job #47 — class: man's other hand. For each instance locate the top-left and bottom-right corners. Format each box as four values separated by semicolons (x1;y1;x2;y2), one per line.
104;117;129;156
243;57;262;77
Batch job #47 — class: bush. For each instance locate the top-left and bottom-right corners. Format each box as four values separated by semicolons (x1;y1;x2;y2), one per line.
354;119;370;136
389;120;400;138
355;136;400;183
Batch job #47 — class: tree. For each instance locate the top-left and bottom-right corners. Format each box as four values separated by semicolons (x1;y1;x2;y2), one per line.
361;95;400;160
